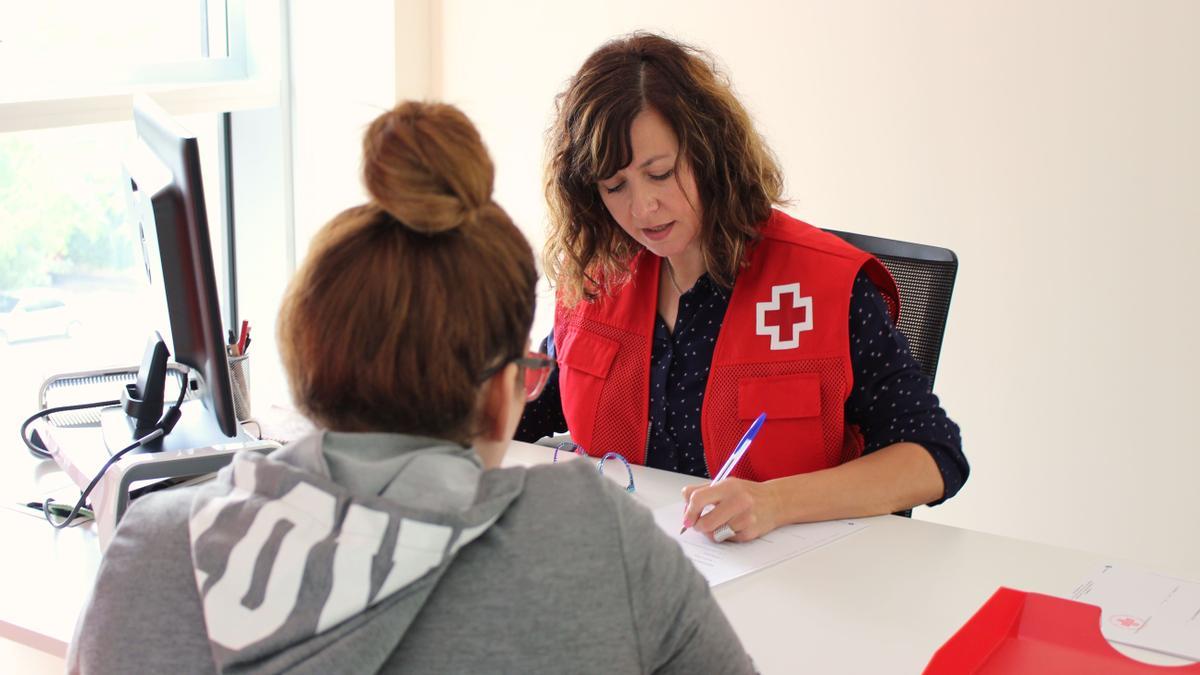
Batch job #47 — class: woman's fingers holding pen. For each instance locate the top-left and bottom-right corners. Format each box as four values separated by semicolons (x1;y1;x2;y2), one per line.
681;479;780;542
683;483;744;536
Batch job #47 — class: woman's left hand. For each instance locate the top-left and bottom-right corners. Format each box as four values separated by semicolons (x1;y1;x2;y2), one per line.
681;478;782;543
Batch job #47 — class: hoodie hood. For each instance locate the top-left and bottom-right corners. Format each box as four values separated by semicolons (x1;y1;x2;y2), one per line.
187;431;524;674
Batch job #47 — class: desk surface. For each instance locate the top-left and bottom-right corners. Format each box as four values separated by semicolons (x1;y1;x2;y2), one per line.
2;439;1196;672
509;443;1197;672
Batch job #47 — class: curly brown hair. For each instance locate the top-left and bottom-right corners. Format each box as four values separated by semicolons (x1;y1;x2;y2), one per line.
544;32;784;305
278;102;537;443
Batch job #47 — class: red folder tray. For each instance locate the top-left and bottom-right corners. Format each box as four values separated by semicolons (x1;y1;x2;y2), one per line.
924;587;1200;674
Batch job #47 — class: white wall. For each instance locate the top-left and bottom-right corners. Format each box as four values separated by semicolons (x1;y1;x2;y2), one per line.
435;0;1200;574
258;1;436;408
289;2;434;253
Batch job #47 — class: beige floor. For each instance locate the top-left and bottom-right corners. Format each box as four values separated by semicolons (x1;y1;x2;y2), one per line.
0;638;65;674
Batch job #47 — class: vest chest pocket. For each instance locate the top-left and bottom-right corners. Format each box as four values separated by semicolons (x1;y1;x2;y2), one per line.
737;372;822;420
559;330;620;379
736;372;830;474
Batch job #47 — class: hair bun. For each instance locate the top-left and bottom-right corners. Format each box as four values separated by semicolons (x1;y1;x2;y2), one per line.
362;102;495;234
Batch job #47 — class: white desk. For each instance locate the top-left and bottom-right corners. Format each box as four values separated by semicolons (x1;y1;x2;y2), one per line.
505;443;1198;673
3;440;1196;673
0;504;100;656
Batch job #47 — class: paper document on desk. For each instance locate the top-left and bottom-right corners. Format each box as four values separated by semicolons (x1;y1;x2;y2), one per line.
651;502;868;587
1071;564;1200;661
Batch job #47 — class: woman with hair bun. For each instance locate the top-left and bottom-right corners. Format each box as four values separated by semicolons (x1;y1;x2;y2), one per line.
70;101;753;674
518;32;968;543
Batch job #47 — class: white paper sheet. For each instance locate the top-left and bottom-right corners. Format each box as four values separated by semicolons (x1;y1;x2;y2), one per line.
651;501;868;586
1071;564;1200;661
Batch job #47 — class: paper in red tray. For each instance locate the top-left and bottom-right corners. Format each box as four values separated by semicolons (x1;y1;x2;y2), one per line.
924;587;1200;674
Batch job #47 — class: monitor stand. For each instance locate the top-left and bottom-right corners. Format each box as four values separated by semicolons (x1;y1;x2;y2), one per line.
39;402;276;550
100;398;253;455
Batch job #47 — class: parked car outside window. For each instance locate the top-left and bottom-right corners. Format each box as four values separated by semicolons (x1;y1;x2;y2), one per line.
0;288;84;344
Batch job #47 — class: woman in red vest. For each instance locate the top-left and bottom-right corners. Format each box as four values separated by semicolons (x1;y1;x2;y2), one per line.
516;33;967;542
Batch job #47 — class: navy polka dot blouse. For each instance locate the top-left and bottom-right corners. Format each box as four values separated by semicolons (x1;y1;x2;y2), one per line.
516;271;968;505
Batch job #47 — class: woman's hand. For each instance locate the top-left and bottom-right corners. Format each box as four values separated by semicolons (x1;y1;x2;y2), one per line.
681;478;783;543
678;443;944;540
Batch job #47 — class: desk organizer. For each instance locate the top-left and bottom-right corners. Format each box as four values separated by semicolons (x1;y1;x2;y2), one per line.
924;587;1200;674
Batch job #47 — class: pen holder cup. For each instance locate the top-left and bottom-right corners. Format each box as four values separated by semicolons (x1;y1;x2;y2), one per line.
228;353;252;421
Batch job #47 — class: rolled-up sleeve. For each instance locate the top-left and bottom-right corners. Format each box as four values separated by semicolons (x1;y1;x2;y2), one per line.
845;272;968;504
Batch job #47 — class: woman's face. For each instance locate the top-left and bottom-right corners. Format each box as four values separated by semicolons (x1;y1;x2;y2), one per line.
597;107;703;261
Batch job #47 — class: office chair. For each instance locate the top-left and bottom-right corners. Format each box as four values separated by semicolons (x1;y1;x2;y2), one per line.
826;229;957;520
826;229;958;388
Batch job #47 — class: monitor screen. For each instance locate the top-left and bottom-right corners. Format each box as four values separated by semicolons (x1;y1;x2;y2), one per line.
118;96;239;443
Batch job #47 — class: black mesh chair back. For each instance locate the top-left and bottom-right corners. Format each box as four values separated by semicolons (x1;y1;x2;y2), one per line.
825;229;958;388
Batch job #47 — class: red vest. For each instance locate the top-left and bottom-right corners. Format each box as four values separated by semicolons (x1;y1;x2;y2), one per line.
554;210;899;481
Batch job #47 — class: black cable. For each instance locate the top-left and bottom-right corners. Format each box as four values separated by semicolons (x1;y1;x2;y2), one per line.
42;429;164;528
41;376;189;529
20;400;120;459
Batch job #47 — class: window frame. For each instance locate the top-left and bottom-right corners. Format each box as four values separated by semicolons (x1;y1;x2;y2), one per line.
0;0;287;361
0;0;280;133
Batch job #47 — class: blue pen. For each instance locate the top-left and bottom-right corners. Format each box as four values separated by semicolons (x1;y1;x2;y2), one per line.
680;412;767;534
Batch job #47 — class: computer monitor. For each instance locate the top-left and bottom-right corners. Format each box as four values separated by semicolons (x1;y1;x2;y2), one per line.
100;95;244;452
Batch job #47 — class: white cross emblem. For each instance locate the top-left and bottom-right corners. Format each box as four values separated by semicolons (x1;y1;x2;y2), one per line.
755;283;813;350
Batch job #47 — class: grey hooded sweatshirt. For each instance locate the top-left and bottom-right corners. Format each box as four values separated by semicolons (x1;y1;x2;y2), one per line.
68;431;753;673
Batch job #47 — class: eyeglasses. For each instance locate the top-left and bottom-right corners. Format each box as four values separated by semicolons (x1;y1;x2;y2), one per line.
480;351;556;401
553;442;636;493
516;352;555;401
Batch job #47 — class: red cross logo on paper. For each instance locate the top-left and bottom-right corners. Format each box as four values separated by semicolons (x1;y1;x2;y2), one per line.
755;283;813;350
1111;615;1144;630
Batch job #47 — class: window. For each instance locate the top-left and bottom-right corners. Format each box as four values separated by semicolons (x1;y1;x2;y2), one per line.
0;1;242;97
0;115;227;445
0;1;281;461
0;2;218;66
0;0;278;133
